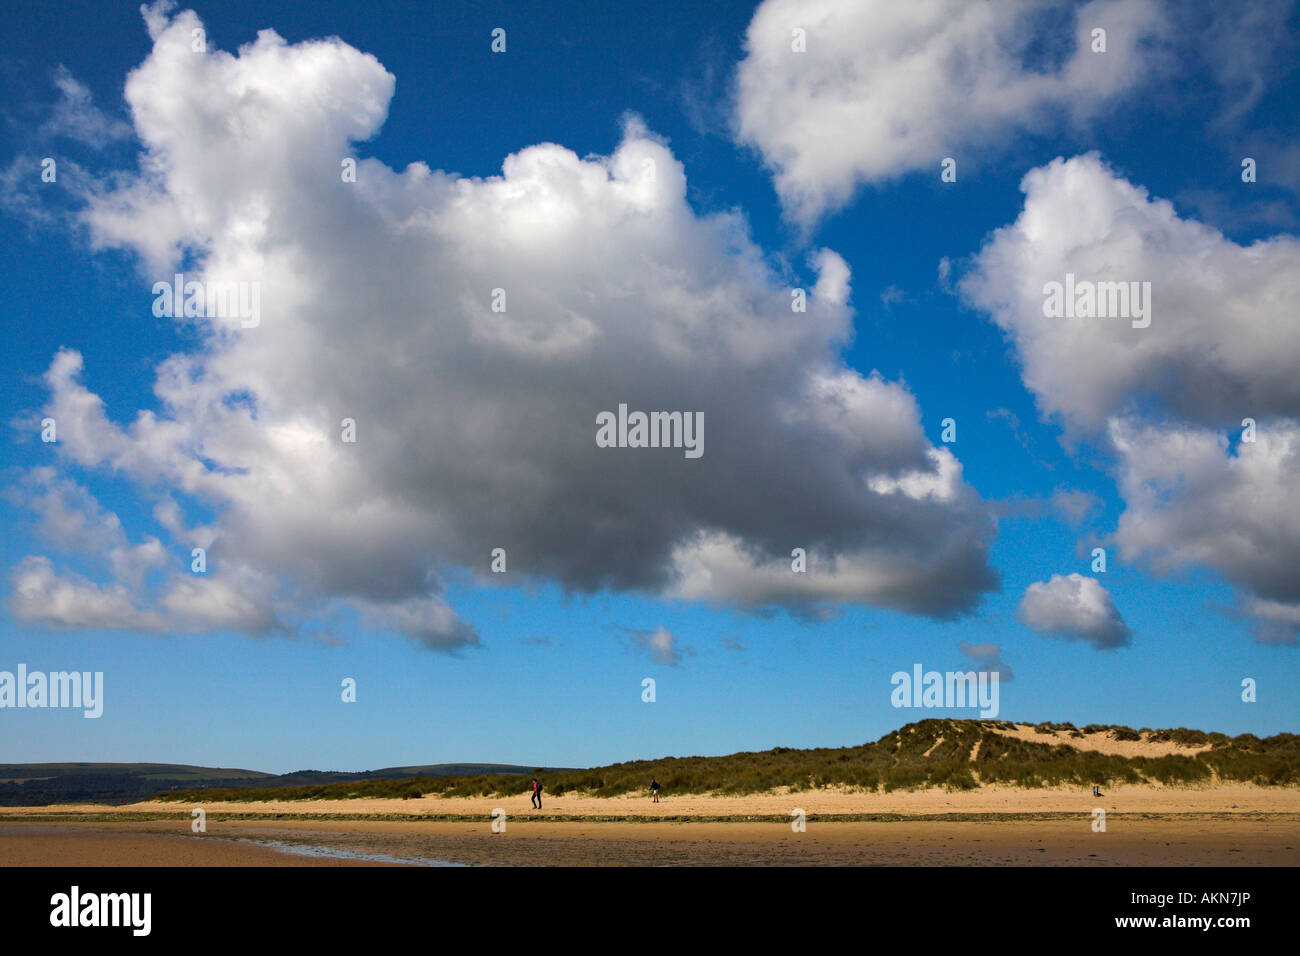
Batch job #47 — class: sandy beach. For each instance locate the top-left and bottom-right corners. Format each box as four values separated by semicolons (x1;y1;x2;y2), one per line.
4;781;1297;866
6;779;1297;819
2;815;1296;866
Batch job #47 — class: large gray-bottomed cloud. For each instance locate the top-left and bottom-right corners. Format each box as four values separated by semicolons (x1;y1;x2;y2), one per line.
12;6;998;648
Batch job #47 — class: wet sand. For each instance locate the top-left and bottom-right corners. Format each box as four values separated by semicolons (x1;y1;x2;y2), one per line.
0;824;386;866
3;814;1297;866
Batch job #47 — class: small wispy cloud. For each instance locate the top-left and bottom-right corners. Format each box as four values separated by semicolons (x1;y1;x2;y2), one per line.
43;66;132;147
620;626;689;666
958;640;1013;682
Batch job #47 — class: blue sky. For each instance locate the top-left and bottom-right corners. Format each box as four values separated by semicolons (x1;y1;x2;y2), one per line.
1;0;1298;773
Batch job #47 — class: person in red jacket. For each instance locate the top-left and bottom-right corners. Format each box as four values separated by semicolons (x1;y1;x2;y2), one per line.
531;777;543;809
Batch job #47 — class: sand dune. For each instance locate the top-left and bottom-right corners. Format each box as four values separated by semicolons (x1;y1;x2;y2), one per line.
987;723;1217;759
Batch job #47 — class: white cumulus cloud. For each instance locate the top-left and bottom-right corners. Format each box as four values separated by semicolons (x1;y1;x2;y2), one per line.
961;153;1300;434
733;0;1166;224
963;153;1300;645
1017;573;1131;649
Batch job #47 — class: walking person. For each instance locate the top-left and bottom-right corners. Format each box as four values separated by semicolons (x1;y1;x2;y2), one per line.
650;778;661;803
531;777;543;809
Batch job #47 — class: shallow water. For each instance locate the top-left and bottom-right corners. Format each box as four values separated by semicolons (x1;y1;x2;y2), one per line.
236;837;467;867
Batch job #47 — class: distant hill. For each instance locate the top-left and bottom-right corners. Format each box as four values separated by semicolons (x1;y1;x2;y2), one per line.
0;761;568;806
157;719;1299;803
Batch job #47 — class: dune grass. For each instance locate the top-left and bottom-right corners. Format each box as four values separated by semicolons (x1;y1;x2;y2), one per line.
156;719;1300;803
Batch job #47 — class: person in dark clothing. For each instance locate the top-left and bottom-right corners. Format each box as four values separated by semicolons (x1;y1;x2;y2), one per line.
531;777;543;809
650;778;661;803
